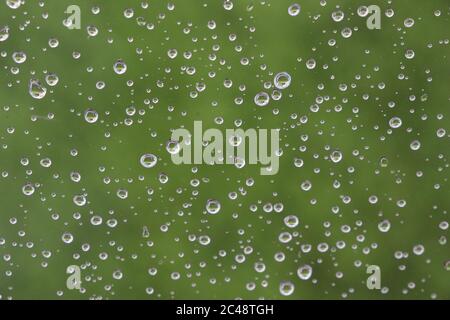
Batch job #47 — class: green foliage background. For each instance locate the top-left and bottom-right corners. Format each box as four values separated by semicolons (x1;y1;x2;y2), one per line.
0;0;449;299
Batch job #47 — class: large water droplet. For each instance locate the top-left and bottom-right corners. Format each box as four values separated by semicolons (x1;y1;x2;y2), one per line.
113;59;127;74
28;79;47;99
279;281;295;296
22;183;35;196
12;51;26;64
6;0;22;9
254;92;270;107
274;72;292;90
140;154;158;168
84;109;99;123
0;26;9;41
378;220;391;233
206;199;221;214
297;264;313;280
288;3;301;16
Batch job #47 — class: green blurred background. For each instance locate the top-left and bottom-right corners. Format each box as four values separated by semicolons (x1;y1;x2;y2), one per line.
0;0;449;299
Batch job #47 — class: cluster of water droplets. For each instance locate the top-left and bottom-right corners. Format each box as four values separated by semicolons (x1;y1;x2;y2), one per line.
0;0;448;300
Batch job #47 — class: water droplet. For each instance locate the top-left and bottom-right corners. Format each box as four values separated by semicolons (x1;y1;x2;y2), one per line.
445;261;450;271
206;199;221;214
167;48;178;59
410;140;421;151
297;264;313;280
166;140;181;155
123;8;134;19
40;158;52;168
254;92;270;107
84;109;99;123
22;183;35;196
294;158;304;168
413;244;425;256
332;10;345;22
436;128;446;138
300;180;312;191
279;281;295;296
86;25;98;37
357;6;369;17
113;270;123;280
223;0;233;11
0;26;9;42
404;18;415;28
306;58;316;69
113;59;127;74
140;154;158;168
254;262;266;273
12;51;26;64
288;3;301;16
142;226;150;238
199;235;211;246
117;188;128;199
6;0;21;9
284;215;299;228
330;150;343;163
90;215;103;226
73;195;87;206
341;27;352;38
274;72;292;90
405;49;415;59
378;220;391;233
28;79;47;100
45;73;59;86
61;232;74;244
48;38;59;48
389;116;402;129
379;157;389;167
